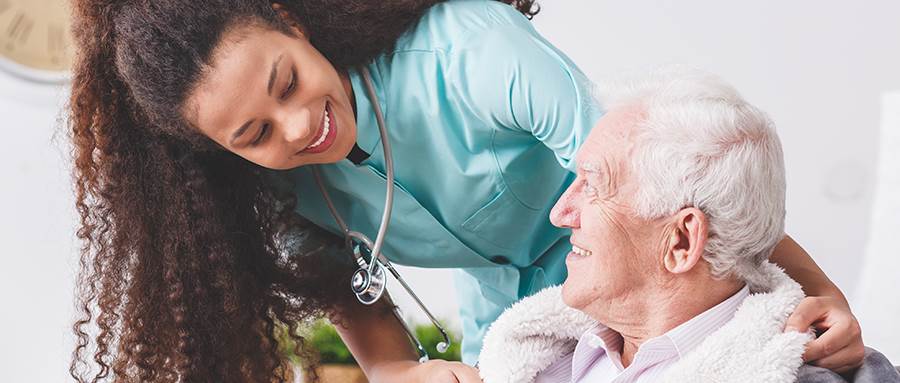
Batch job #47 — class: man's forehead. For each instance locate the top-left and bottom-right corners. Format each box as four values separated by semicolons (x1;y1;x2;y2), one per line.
575;126;609;173
575;104;646;169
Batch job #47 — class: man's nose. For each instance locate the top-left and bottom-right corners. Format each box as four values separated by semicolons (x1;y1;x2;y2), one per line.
550;186;580;229
279;107;314;144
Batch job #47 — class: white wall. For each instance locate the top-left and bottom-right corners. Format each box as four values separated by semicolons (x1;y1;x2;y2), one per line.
854;92;900;361
0;73;75;382
2;2;898;381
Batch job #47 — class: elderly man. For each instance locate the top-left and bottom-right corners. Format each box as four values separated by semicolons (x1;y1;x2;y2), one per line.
477;70;899;383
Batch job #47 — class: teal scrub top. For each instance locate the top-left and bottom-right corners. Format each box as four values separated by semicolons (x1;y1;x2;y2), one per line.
286;0;604;364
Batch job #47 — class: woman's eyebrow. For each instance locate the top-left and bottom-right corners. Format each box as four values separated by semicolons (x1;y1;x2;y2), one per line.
230;53;285;145
230;119;255;145
267;53;284;96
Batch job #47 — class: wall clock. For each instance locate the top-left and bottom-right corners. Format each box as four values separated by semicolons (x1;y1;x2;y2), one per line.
0;0;73;84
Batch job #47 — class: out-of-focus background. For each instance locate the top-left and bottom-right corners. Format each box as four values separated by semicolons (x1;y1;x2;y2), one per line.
1;1;898;382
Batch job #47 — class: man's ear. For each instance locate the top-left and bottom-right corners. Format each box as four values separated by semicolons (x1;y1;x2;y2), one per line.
663;207;708;274
272;3;307;38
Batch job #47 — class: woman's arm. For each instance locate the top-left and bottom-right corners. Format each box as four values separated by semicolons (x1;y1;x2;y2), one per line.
772;235;847;300
333;298;481;382
772;235;866;373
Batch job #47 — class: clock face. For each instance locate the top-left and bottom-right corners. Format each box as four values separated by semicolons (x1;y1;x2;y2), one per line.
0;0;73;83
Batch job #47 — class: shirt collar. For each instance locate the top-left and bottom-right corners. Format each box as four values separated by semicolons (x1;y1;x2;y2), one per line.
664;284;750;357
570;323;619;380
570;284;750;379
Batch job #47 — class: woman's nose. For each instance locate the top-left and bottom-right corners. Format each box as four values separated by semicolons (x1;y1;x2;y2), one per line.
279;107;314;144
550;185;580;229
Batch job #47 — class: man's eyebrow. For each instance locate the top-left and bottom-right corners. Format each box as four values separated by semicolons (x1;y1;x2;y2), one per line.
267;53;284;96
230;119;254;145
578;161;603;174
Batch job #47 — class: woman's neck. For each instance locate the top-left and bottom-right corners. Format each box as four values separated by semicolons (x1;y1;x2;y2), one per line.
339;69;357;120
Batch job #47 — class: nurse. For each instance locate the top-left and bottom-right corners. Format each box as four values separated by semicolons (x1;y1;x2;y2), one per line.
68;0;864;382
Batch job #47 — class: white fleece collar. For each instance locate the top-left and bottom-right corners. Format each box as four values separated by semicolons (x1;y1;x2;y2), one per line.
479;262;814;383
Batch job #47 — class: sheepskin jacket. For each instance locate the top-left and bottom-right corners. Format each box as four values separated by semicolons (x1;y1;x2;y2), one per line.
478;262;814;383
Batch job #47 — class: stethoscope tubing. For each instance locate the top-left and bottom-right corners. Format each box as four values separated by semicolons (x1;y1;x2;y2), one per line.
358;66;394;276
310;66;450;361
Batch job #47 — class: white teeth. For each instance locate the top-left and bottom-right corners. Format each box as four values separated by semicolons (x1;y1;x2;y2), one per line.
308;108;331;149
572;245;592;257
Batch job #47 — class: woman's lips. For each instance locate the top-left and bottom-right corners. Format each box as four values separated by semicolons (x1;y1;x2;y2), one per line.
298;101;337;155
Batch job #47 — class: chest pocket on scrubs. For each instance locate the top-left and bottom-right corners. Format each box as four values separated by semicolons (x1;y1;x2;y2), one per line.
362;164;497;269
461;186;542;253
367;165;526;306
459;186;547;305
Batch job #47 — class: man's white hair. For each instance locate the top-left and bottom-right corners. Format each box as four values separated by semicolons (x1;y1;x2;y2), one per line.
596;67;786;289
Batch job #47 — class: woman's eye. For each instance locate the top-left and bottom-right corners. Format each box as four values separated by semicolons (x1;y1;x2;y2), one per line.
281;68;297;100
251;123;269;146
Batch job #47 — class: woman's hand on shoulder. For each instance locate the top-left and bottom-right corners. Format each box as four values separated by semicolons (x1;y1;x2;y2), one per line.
419;359;482;383
785;295;865;373
370;359;482;383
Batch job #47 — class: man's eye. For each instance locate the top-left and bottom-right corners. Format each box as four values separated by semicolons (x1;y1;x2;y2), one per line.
584;183;599;198
281;68;297;99
251;123;269;146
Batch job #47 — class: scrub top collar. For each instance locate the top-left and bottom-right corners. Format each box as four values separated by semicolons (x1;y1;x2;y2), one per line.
346;143;370;165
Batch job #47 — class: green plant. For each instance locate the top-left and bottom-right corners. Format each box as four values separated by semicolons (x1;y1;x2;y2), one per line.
415;323;462;362
277;319;462;365
275;319;356;365
308;320;357;365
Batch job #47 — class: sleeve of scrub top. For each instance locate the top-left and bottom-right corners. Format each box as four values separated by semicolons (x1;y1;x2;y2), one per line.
449;22;605;172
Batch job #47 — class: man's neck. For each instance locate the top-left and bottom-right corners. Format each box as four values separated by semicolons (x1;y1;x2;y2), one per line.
588;278;744;368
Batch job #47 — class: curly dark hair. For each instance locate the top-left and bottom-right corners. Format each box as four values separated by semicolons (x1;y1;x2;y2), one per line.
67;0;539;382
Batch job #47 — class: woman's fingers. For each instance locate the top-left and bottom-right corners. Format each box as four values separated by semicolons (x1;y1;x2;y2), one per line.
804;319;861;365
807;324;865;373
784;296;865;372
449;363;483;383
813;356;866;376
784;297;828;334
421;360;481;383
425;368;461;383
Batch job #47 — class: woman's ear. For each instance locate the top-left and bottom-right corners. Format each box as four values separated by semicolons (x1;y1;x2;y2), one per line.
662;207;709;274
271;3;307;38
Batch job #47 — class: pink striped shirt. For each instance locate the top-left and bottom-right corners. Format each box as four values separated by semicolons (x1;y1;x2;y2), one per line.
535;285;749;383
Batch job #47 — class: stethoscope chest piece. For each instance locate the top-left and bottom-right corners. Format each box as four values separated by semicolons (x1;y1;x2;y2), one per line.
348;236;388;305
351;260;386;305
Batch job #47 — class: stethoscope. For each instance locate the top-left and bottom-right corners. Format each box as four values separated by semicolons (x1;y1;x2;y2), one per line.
311;67;451;362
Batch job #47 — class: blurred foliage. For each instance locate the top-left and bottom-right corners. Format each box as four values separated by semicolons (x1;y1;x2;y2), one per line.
308;320;357;365
277;319;461;365
415;322;462;362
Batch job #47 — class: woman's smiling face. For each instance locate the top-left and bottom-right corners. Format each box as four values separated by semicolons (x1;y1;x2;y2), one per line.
184;22;358;170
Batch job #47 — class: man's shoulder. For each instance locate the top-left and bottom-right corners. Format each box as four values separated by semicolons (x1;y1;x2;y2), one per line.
478;286;596;383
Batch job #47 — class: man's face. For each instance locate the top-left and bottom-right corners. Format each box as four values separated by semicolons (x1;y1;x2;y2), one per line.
550;105;668;314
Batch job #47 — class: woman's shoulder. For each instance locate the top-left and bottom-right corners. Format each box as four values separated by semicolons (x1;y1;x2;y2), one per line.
390;0;538;55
